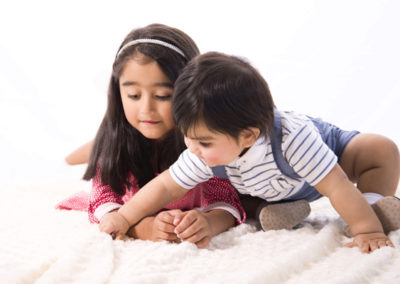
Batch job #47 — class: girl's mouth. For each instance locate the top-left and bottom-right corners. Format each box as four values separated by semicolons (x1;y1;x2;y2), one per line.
141;120;160;125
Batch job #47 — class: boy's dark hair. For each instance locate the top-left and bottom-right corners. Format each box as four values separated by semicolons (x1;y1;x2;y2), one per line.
84;24;200;194
173;52;275;140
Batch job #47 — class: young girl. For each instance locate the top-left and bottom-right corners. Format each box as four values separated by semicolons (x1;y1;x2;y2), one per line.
101;51;400;254
76;25;246;248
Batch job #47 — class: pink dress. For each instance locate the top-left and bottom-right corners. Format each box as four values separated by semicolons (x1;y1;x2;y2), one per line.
88;171;246;224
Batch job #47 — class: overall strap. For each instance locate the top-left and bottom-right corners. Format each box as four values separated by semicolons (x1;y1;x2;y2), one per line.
211;165;229;179
271;110;301;179
211;110;300;180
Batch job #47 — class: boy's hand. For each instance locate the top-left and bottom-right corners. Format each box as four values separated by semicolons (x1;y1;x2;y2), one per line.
151;210;181;242
99;211;130;240
344;232;394;253
173;210;212;248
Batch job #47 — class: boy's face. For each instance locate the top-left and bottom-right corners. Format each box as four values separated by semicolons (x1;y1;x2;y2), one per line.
184;122;257;167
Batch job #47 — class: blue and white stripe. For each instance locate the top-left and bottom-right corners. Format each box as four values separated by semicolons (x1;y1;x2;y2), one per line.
170;111;337;201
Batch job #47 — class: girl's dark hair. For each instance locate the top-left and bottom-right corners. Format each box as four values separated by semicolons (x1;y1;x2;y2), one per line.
173;52;275;140
84;24;200;194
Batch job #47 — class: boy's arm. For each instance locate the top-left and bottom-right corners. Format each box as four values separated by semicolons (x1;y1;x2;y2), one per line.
314;164;390;252
65;140;94;165
118;169;188;230
315;164;383;235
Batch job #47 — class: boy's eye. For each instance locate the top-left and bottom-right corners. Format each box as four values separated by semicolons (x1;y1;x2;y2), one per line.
200;142;212;147
155;94;172;101
128;94;140;100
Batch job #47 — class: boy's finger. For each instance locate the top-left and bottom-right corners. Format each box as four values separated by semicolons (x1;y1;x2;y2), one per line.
377;239;387;248
344;241;356;248
158;212;175;224
159;210;183;225
168;209;183;216
99;224;113;234
115;232;125;240
370;240;379;252
361;242;370;254
158;221;177;233
159;232;179;242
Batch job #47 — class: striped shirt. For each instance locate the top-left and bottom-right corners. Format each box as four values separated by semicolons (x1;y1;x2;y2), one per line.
170;111;338;202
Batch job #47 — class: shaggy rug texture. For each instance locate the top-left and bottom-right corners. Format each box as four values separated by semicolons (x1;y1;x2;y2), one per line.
1;180;399;284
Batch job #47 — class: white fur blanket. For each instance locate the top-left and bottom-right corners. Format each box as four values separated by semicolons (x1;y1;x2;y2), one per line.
1;180;399;284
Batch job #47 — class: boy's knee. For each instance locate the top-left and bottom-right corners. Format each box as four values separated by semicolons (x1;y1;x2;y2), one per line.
341;134;399;179
369;136;400;183
360;134;398;162
376;136;399;165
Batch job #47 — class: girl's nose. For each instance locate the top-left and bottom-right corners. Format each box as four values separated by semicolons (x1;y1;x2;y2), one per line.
140;95;154;113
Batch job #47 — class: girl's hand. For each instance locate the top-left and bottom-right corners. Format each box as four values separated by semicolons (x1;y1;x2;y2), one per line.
344;232;394;253
99;211;130;240
173;210;212;248
150;210;181;242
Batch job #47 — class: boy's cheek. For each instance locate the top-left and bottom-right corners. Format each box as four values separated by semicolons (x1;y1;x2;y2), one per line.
203;155;222;167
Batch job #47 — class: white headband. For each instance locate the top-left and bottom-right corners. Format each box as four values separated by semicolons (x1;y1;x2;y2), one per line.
116;38;186;58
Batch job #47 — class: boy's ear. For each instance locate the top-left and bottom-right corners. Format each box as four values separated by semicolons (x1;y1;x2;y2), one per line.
240;127;260;148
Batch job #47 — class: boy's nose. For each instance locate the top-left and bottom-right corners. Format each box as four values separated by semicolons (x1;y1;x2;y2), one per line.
185;138;199;155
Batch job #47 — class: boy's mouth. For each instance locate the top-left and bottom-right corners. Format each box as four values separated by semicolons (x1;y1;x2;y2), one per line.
202;158;216;167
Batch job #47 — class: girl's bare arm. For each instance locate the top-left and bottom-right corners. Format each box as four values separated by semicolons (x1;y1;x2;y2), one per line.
65;140;94;165
173;208;236;248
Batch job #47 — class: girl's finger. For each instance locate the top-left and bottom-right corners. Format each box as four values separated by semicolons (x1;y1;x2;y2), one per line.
178;219;204;240
175;213;196;233
173;211;187;226
180;228;204;244
195;236;211;248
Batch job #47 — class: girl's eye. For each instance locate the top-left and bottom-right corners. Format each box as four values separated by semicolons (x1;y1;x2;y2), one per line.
155;94;172;101
128;94;140;100
200;142;212;147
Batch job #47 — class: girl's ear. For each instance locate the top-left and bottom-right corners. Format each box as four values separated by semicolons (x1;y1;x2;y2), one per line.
240;127;260;148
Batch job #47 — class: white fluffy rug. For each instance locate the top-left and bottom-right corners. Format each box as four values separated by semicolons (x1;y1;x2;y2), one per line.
1;180;400;284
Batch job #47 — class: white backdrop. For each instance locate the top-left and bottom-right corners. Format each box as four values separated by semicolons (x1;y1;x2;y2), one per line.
1;0;399;185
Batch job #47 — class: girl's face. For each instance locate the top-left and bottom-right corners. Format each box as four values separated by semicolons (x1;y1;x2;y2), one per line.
184;122;257;167
119;57;175;139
